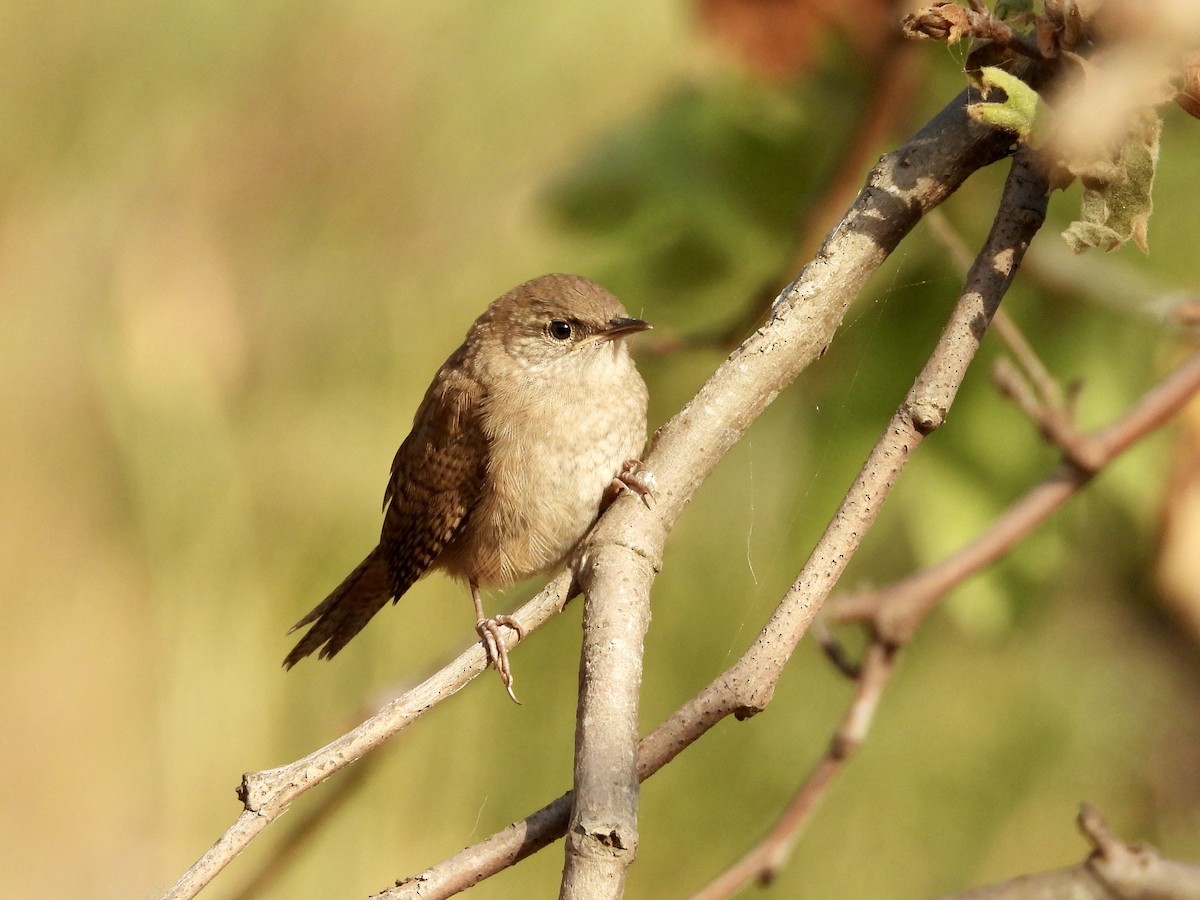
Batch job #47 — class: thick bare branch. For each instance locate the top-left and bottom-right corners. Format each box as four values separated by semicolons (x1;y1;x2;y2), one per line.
560;531;655;897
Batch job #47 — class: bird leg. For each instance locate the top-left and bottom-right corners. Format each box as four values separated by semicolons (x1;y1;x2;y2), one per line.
612;458;657;509
470;579;525;704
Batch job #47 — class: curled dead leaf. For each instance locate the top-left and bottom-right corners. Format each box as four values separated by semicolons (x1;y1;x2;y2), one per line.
902;3;973;44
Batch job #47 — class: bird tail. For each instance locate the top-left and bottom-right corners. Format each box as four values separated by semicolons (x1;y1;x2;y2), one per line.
283;547;392;669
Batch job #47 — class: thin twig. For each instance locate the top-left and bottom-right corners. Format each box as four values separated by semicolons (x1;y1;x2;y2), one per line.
226;679;418;900
161;571;577;900
687;152;1050;899
933;805;1200;899
926;209;1067;412
927;209;1099;465
812;615;861;678
990;317;1067;414
227;757;373;900
833;348;1200;643
690;640;897;900
992;358;1104;472
1020;239;1200;335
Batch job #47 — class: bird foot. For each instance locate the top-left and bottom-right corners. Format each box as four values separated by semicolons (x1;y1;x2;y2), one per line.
476;615;525;704
614;459;657;509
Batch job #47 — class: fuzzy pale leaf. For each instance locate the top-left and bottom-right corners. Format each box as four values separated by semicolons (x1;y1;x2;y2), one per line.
1061;113;1160;254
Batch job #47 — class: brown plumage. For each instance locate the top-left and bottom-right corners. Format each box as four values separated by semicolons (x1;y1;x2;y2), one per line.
283;274;652;698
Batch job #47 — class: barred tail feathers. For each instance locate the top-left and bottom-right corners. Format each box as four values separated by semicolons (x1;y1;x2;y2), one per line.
283;547;392;668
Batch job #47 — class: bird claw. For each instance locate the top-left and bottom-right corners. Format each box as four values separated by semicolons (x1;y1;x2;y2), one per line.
614;459;657;509
476;615;525;704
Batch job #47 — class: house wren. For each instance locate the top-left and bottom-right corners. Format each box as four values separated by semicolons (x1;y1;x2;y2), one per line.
283;274;653;700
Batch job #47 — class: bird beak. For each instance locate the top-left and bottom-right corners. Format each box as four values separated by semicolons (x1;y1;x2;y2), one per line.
598;317;652;341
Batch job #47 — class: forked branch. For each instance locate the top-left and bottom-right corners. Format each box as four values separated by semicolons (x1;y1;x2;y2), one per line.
689;150;1050;899
168;80;1020;900
380;145;1044;900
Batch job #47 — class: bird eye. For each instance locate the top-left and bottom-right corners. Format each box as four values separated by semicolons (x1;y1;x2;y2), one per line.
547;319;573;340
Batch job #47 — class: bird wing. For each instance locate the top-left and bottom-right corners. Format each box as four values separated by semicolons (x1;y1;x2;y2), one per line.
283;351;487;668
380;350;488;599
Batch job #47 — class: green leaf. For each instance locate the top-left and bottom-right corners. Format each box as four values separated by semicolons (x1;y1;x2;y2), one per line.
968;66;1042;141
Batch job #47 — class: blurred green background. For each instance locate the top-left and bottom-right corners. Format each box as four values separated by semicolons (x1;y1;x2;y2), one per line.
2;2;1199;898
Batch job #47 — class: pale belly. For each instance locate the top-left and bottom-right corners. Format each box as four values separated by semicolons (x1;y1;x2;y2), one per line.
439;357;647;586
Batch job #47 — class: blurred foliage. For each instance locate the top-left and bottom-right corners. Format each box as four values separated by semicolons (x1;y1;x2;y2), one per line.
1;2;1199;900
544;68;869;326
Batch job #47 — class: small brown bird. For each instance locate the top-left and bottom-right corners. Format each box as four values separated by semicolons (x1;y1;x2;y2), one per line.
284;274;652;700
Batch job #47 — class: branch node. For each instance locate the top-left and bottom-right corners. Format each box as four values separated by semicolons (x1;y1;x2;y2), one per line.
828;733;855;761
813;614;863;679
1078;803;1121;855
733;703;765;722
571;822;631;853
908;399;947;434
993;352;1106;474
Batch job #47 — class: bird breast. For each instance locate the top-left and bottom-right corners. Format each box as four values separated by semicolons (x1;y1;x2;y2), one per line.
442;343;647;587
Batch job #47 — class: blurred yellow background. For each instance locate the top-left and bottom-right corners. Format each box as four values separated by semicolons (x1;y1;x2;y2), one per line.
2;2;1199;898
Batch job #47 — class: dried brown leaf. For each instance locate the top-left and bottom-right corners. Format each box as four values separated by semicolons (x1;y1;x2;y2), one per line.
902;3;974;44
697;0;893;80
